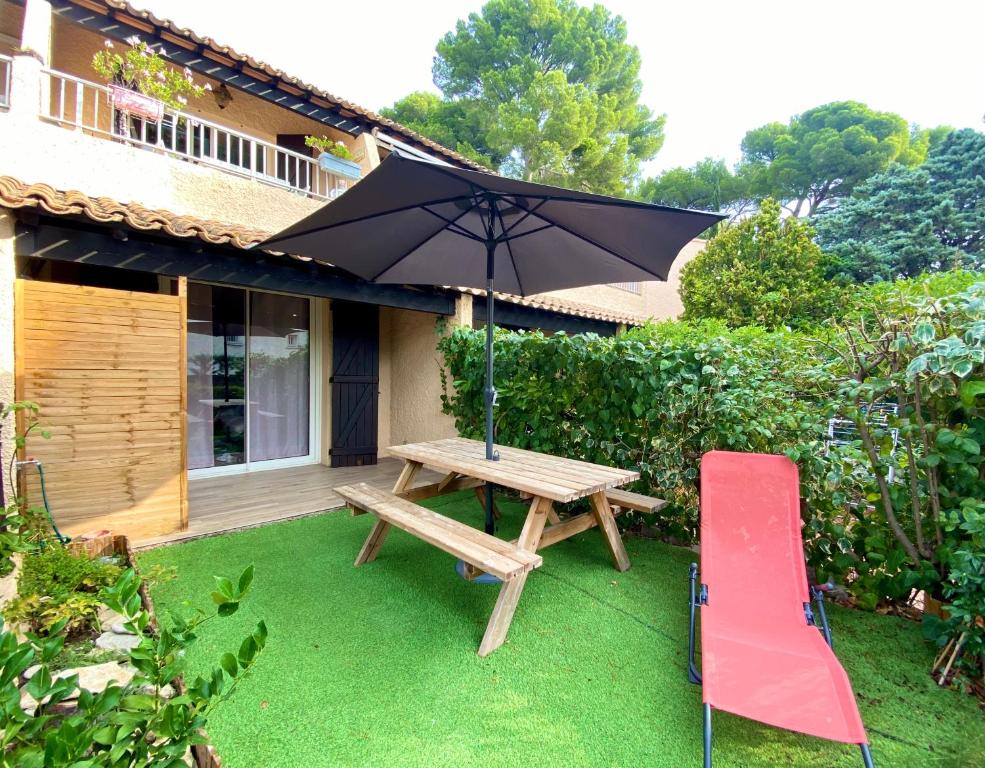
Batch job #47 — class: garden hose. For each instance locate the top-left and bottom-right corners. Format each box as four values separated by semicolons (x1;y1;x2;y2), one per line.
14;459;70;546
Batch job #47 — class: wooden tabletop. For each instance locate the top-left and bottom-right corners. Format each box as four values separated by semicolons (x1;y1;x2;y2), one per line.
387;437;639;503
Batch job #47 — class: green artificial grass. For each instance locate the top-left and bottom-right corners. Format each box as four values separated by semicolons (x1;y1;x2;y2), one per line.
139;491;985;768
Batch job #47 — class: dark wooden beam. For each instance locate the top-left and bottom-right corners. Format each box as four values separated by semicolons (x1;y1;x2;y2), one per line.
472;298;619;336
15;219;457;316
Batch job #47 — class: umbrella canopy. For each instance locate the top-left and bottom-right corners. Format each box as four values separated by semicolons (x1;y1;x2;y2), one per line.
263;151;723;295
262;151;723;534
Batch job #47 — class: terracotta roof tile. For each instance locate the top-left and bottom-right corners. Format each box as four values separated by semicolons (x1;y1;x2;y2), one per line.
71;0;488;172
0;175;267;248
1;175;644;327
457;286;646;327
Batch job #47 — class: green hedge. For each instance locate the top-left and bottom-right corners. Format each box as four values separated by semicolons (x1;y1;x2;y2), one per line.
439;319;828;542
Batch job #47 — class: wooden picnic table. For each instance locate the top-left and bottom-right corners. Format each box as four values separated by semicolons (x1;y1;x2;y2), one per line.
374;437;641;654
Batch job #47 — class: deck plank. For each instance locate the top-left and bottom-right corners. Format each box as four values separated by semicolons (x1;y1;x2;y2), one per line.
136;458;441;548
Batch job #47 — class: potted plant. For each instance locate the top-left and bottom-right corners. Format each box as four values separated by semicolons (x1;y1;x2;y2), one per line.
306;135;362;180
92;36;210;134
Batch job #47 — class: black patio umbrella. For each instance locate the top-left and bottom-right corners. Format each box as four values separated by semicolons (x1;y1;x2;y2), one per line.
262;151;723;534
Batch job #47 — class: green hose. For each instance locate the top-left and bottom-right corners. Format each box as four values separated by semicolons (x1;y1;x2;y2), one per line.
21;460;70;546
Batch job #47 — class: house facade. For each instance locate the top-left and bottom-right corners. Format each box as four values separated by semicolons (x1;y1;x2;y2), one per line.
0;0;703;543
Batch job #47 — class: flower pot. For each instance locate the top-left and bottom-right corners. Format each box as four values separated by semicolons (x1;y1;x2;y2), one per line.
318;152;362;180
110;85;163;122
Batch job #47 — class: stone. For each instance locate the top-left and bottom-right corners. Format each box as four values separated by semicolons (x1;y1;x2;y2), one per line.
68;661;135;693
97;606;127;630
95;631;141;652
24;663;41;680
139;683;175;699
111;621;135;636
20;661;134;711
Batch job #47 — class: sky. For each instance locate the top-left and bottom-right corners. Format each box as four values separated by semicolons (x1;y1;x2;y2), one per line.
144;0;983;175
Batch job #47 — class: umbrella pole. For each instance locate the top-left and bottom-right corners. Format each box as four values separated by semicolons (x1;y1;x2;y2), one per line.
484;238;497;535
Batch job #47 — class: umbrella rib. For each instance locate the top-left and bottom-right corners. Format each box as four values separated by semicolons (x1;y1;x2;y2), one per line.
261;193;477;248
501;222;554;243
496;199;548;240
532;213;667;280
421;205;486;243
493;203;525;296
368;198;482;281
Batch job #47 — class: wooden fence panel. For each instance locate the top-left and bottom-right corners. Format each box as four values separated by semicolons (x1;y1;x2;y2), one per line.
15;279;187;541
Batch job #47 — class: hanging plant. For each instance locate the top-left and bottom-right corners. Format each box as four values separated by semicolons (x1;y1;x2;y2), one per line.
91;36;210;111
305;134;353;160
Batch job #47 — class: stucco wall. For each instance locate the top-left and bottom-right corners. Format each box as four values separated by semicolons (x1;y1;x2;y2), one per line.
0;208;14;484
537;238;705;322
382;294;471;451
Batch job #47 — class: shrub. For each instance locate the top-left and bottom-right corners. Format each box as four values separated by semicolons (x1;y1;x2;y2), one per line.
8;546;121;637
439;319;829;542
679;198;845;329
0;565;266;766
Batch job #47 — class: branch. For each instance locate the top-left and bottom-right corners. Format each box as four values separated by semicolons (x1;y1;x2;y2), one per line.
854;397;922;566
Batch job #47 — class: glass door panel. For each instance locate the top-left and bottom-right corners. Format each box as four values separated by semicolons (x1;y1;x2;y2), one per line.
187;284;247;469
248;292;311;462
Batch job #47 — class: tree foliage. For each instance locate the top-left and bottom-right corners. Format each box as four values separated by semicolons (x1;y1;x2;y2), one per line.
383;0;664;194
679;198;843;329
814;129;985;282
739;101;928;216
637;157;754;225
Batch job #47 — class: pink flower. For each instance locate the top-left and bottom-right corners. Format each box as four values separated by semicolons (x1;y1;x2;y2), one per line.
176;95;187;105
103;39;114;48
125;35;141;46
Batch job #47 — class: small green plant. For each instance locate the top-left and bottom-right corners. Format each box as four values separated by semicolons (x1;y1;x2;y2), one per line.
5;591;103;638
0;401;51;573
0;565;266;765
8;546;122;637
91;36;209;110
304;134;353;160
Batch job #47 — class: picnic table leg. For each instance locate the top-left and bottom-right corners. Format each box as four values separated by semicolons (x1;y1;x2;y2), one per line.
354;518;391;566
590;491;631;572
354;460;422;567
518;496;551;551
392;460;423;495
473;485;502;520
477;497;550;655
479;572;528;657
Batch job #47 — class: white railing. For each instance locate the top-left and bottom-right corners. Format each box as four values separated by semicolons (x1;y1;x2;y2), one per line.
0;55;11;109
611;282;641;294
41;69;352;201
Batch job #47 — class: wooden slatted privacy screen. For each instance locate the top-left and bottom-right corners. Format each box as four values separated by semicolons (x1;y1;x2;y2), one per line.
15;279;187;541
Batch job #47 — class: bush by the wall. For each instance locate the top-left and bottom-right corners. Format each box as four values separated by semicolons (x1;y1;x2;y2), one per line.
439;319;830;542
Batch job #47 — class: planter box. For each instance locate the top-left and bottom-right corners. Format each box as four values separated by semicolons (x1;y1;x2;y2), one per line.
318;152;362;180
69;535;222;768
109;85;164;122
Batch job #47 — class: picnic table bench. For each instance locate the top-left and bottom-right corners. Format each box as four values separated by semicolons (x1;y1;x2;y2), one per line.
335;437;664;655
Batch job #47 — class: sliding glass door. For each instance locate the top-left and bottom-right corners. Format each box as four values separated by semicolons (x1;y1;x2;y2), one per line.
187;284;314;473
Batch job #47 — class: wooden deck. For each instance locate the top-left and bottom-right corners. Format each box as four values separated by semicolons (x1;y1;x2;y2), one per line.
136;459;440;548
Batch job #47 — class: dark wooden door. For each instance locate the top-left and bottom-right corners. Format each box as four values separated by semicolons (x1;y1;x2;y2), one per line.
330;302;379;467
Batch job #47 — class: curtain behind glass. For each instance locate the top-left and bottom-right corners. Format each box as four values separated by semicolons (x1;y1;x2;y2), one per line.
187;284;247;469
248;292;310;462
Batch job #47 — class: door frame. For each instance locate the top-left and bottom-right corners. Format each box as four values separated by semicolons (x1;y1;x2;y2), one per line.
188;282;323;479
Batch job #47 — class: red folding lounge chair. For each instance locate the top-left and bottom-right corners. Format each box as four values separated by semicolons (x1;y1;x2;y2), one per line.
687;451;874;767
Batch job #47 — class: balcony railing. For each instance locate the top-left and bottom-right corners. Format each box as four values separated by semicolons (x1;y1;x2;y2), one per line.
0;55;11;109
41;69;352;201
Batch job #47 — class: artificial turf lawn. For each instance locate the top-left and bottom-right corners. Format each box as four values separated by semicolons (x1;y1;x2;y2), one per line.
138;491;985;768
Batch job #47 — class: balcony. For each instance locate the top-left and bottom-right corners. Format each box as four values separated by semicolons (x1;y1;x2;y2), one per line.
41;69;355;202
0;54;10;109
